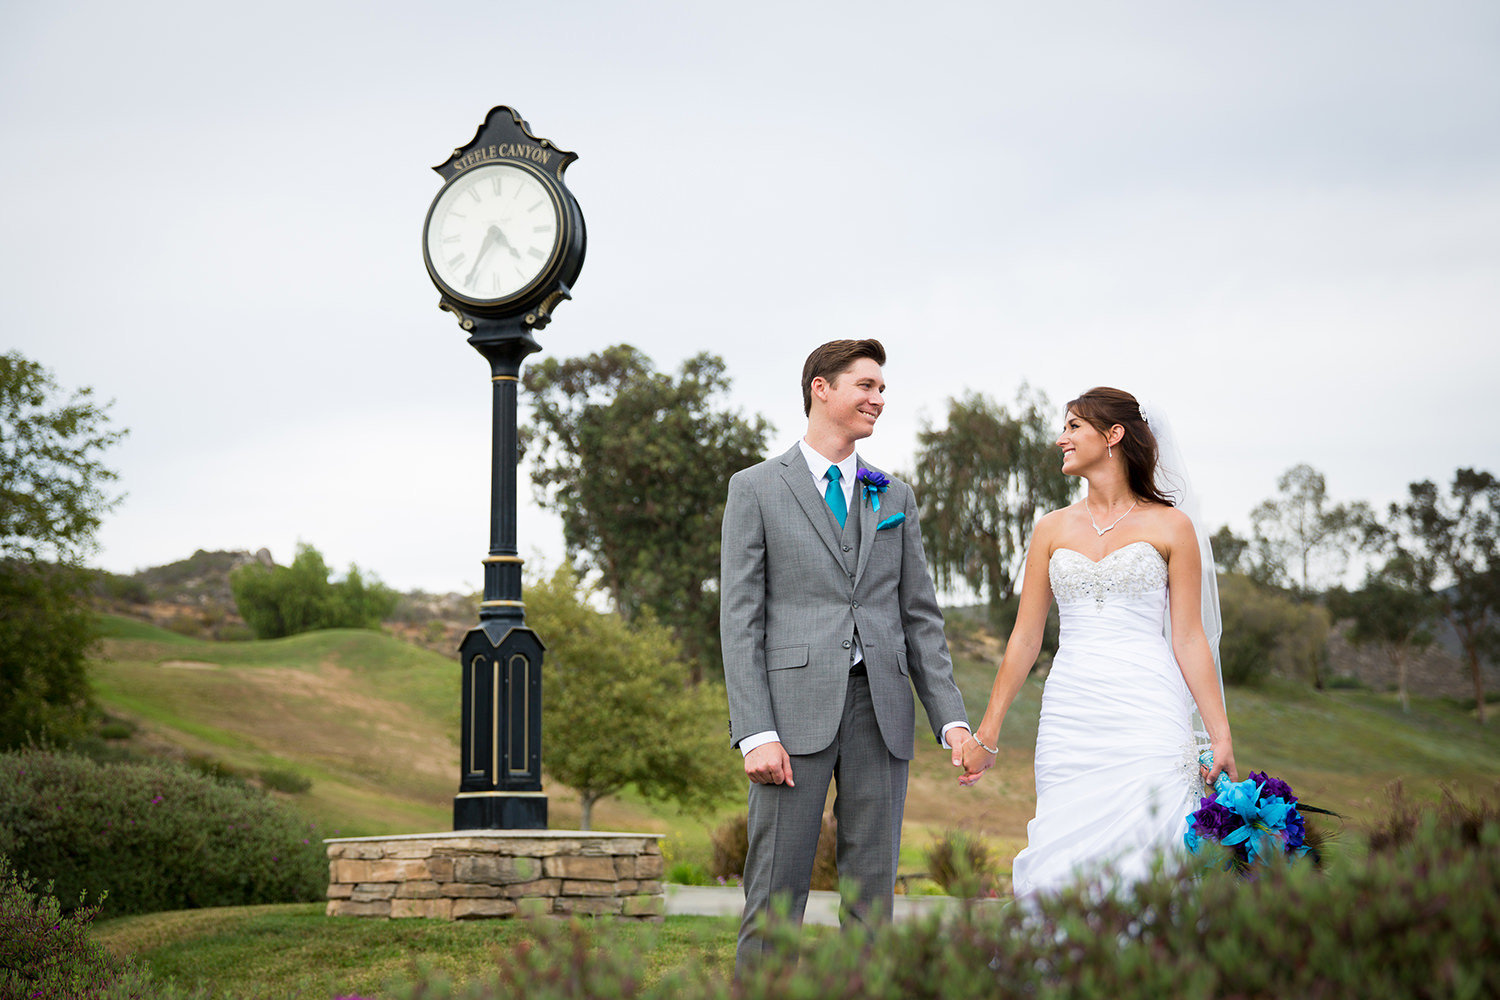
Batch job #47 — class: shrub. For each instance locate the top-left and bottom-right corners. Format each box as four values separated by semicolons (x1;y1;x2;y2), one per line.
1365;780;1497;855
258;766;313;795
710;812;839;891
665;860;712;885
98;716;135;740
925;829;997;897
0;854;157;999
0;748;325;918
184;752;248;788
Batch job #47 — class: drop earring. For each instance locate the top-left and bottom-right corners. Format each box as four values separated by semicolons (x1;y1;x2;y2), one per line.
1108;445;1113;459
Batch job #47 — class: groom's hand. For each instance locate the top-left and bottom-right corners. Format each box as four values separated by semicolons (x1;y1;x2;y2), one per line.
744;742;795;786
946;727;972;769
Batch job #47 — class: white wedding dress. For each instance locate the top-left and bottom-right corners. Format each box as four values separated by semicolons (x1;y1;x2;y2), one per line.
1010;540;1203;897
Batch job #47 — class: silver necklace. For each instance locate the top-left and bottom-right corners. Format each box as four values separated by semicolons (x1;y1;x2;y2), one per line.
1087;500;1137;537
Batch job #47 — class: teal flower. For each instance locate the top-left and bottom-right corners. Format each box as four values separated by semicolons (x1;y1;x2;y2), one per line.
1216;778;1293;866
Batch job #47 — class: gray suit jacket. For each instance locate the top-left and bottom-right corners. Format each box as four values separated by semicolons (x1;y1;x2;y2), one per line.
721;443;967;759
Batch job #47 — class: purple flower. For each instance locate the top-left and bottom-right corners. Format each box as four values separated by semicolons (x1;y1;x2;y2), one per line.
857;468;890;513
1250;772;1297;803
1188;800;1243;842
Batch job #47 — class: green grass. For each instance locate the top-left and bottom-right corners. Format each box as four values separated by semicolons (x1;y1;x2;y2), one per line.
95;904;739;997
77;611;1500;993
85;612;1499;858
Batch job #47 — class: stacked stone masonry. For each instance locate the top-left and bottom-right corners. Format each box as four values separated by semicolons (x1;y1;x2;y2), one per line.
324;831;665;921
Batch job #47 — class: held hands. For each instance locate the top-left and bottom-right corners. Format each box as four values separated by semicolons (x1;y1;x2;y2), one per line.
956;729;997;787
744;742;794;786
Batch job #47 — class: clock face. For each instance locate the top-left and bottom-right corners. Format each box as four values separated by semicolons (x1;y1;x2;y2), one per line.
424;163;563;305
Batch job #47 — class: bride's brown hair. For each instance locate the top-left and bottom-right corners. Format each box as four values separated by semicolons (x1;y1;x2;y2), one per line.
1066;387;1176;507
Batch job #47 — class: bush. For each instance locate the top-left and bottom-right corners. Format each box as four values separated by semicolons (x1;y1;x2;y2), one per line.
258;766;313;795
0;855;158;999
374;795;1498;999
665;860;712;886
925;829;997;897
710;812;839;891
1218;573;1331;685
0;748;325;918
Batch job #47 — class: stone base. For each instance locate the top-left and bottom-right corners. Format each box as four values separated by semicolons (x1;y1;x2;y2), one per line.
324;830;665;921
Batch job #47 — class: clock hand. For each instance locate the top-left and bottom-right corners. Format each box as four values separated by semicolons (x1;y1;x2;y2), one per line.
464;227;502;287
491;225;523;259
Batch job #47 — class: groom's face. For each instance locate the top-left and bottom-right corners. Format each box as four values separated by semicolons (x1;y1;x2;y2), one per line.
819;357;886;440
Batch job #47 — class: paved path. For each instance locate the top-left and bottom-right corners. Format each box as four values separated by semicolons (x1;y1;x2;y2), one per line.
664;884;965;926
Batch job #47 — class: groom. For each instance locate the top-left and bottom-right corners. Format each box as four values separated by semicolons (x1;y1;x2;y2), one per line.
721;338;971;973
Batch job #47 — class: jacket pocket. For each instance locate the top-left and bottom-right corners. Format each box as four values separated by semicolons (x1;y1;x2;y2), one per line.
895;649;909;676
766;644;809;671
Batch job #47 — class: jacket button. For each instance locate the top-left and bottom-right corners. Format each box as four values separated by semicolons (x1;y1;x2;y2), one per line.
842;544;852;552
852;601;860;609
841;639;852;649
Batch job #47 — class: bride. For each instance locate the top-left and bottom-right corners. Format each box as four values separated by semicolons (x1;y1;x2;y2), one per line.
959;387;1237;896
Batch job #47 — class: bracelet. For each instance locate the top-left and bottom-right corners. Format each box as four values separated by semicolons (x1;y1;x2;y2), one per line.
967;733;999;755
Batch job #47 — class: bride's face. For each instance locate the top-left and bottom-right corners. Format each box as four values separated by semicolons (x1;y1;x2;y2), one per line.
1056;409;1109;475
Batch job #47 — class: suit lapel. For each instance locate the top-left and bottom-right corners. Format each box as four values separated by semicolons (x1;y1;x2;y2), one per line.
853;455;878;587
778;445;846;566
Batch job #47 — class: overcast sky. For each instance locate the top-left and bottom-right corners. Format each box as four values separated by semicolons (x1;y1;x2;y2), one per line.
4;1;1497;595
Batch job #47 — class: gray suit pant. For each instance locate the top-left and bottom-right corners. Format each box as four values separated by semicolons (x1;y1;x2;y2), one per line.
735;670;908;975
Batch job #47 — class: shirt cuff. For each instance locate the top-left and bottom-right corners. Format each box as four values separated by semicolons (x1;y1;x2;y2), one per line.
940;721;971;749
738;730;780;757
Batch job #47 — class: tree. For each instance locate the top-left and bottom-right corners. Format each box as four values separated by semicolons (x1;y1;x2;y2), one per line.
229;543;398;639
912;386;1076;623
1217;573;1331;687
1328;556;1437;713
1385;469;1499;723
0;352;126;749
526;565;739;830
1249;464;1375;595
1211;525;1250;576
522;345;772;683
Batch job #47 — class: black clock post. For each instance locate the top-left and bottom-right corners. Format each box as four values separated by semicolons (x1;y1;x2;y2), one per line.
422;107;586;830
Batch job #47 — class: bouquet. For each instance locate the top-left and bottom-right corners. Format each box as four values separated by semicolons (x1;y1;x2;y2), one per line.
1185;750;1327;871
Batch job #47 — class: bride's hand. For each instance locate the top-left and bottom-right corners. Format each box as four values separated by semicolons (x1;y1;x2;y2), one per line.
1203;737;1237;784
958;734;996;786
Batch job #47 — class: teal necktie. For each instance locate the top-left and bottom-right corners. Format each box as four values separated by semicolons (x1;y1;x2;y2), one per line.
824;466;847;528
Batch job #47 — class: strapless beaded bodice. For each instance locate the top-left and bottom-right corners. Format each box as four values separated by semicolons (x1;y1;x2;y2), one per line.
1049;541;1168;616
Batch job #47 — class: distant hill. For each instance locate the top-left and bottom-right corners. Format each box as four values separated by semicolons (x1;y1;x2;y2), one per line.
96;552;1492;700
93;549;475;651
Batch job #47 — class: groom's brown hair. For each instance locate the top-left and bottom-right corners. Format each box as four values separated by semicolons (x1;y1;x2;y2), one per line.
801;339;886;416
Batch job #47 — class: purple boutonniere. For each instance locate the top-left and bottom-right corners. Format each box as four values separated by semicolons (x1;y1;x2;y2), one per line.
857;468;889;513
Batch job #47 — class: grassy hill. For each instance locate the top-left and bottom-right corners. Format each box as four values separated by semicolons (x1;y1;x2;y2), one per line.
87;614;1498;874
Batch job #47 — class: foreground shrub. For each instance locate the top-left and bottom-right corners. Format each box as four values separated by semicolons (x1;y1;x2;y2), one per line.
0;855;160;999
376;800;1497;999
0;748;324;918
